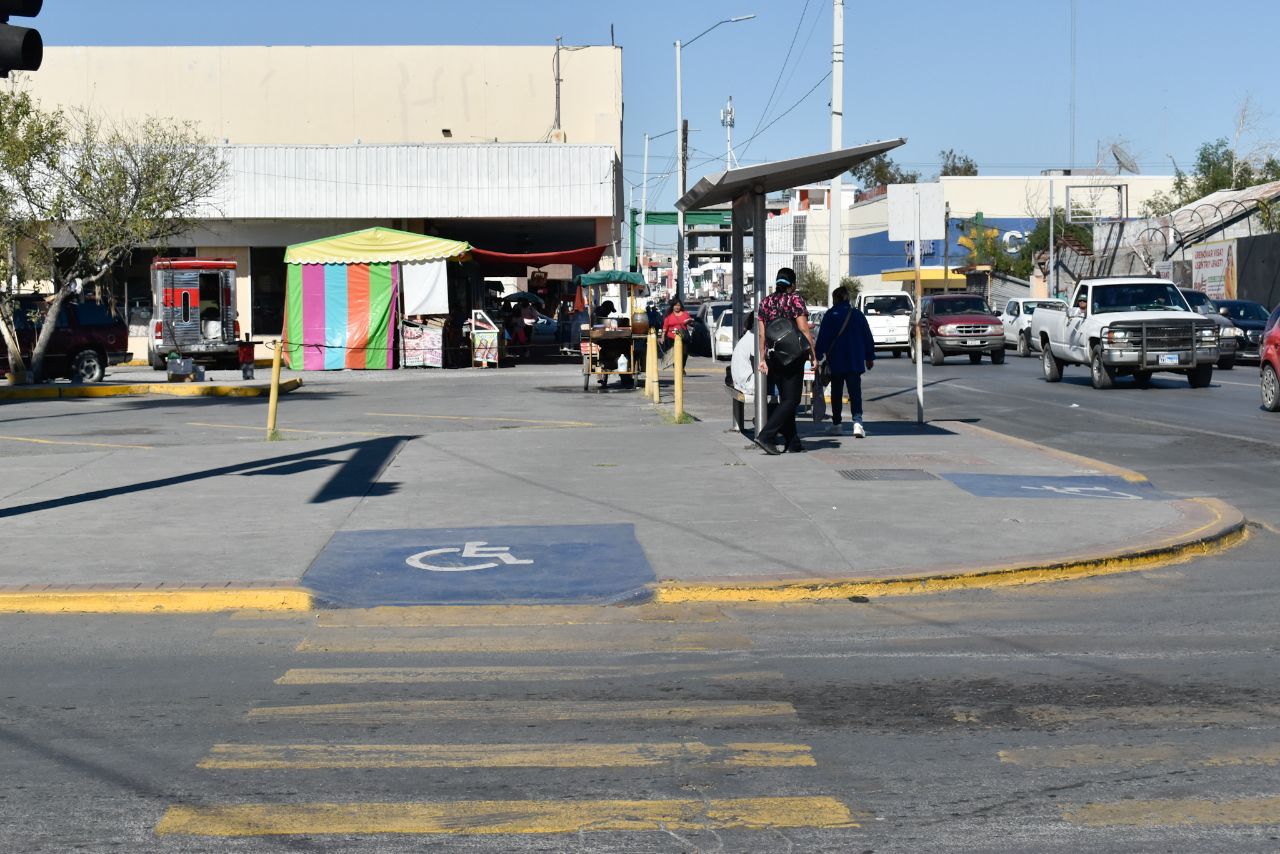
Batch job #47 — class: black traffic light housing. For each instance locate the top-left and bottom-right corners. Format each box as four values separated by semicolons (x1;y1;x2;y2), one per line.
0;0;43;78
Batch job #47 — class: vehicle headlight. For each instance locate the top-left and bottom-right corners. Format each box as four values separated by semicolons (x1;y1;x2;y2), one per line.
939;324;959;335
1198;327;1217;340
1104;327;1129;345
989;323;1004;335
1221;326;1240;338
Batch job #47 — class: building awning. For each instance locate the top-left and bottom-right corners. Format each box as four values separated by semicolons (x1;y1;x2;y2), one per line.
285;227;470;265
881;266;968;282
469;244;609;276
677;139;906;211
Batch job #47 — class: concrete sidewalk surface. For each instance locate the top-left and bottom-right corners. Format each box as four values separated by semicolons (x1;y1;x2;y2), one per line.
0;362;1246;612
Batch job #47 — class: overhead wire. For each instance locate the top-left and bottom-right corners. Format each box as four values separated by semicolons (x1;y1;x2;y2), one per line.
740;0;813;162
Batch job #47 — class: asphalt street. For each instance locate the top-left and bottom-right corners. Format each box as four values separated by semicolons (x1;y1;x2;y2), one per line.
1;352;1277;850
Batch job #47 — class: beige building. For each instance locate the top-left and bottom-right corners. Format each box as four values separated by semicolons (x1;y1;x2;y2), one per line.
22;44;624;357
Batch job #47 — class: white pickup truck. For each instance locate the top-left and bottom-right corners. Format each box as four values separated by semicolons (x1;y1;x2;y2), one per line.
999;297;1066;357
1031;278;1220;389
856;289;914;358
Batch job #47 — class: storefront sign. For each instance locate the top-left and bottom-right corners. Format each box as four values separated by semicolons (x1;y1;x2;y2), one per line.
1191;239;1237;300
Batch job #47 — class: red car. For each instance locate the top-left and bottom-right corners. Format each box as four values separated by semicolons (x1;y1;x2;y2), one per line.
1261;305;1280;411
911;293;1006;366
0;296;132;382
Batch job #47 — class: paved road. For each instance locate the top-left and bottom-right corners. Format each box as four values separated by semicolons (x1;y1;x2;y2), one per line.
2;528;1277;851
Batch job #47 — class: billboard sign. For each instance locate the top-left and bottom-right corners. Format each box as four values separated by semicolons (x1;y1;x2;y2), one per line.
1191;239;1237;300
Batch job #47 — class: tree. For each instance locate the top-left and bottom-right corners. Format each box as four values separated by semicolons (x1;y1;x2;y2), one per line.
1013;208;1093;278
1139;132;1280;218
796;264;829;306
0;89;226;382
849;154;919;188
939;149;978;177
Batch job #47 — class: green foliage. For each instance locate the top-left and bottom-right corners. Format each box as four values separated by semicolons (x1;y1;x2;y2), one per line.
849;154;919;188
839;275;862;301
1013;208;1093;278
1139;138;1280;217
797;264;829;306
939;149;978;177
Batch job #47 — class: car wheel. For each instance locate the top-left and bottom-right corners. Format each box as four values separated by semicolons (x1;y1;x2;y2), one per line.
909;337;918;364
1089;346;1114;389
1187;363;1214;388
930;340;945;366
1042;343;1062;382
1017;332;1030;358
1133;371;1152;388
70;349;106;383
1218;355;1235;370
967;352;982;365
990;347;1005;365
892;349;902;358
1262;363;1280;412
150;352;167;371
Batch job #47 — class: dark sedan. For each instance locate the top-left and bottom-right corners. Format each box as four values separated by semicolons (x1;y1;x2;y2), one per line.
1216;299;1270;361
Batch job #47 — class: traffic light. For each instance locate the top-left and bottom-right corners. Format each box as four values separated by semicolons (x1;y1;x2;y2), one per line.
0;0;42;78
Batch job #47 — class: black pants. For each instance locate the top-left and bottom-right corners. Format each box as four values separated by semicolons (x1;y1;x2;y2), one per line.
758;356;804;445
828;372;863;424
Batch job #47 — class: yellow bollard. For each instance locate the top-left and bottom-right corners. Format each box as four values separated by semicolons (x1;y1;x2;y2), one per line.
673;333;684;419
266;339;283;440
646;329;659;402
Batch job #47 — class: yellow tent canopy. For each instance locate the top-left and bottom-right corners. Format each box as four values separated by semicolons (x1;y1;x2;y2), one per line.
285;227;470;265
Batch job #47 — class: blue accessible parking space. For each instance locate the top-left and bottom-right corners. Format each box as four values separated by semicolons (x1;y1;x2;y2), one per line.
941;474;1170;501
303;523;655;607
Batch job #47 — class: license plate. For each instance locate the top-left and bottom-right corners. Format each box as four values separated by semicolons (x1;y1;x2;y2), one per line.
882;336;898;343
1158;353;1179;365
964;339;982;346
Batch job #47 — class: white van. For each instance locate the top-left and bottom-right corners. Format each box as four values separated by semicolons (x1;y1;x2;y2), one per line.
856;289;915;358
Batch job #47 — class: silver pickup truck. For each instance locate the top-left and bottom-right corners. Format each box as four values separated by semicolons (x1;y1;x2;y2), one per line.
1031;278;1219;389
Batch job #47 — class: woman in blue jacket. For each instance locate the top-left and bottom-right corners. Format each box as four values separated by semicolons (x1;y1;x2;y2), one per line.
814;285;876;437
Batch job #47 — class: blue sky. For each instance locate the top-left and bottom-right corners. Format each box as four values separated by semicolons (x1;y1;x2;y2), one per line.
36;0;1280;221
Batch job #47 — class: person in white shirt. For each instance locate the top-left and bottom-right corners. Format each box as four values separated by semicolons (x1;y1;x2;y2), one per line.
730;310;756;401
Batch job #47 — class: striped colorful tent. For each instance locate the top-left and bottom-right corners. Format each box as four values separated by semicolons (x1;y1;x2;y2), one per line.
282;228;469;370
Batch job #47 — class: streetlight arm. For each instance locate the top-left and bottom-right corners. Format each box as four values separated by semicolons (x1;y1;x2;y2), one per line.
681;14;755;48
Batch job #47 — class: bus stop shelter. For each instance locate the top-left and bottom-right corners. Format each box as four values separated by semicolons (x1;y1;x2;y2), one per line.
675;139;906;433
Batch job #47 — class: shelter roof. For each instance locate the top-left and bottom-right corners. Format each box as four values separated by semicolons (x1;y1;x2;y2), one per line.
285;227;470;265
676;139;906;211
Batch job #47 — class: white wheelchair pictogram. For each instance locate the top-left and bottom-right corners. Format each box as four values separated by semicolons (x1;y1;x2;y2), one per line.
1020;484;1142;500
405;541;536;572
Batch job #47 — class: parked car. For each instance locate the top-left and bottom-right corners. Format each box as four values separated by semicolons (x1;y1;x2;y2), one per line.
857;289;914;358
1179;288;1240;369
1031;278;1218;389
1215;299;1270;362
690;300;731;357
911;293;1005;366
0;295;132;382
999;297;1066;357
1261;306;1280;411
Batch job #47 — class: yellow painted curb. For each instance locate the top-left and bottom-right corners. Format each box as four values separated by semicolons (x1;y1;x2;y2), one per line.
0;378;302;401
0;587;313;614
654;499;1248;603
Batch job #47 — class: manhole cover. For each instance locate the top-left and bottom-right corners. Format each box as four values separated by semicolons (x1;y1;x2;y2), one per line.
837;469;938;481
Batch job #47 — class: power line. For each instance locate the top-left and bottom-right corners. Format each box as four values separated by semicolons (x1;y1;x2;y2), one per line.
740;1;813;162
727;71;833;161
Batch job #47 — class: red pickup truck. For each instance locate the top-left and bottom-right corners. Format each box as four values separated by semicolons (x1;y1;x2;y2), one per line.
1;296;132;382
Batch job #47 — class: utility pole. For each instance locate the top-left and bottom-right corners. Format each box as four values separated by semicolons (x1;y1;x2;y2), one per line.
827;0;844;303
674;39;685;301
1068;0;1077;172
1048;179;1057;298
942;202;951;293
720;96;735;169
639;133;650;278
679;118;689;299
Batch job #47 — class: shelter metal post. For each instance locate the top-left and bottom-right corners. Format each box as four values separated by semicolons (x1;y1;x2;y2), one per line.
753;189;768;436
731;194;749;430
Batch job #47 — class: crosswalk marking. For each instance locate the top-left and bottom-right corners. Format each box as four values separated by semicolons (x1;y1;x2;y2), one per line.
295;630;751;653
198;741;816;769
1021;704;1280;726
275;665;784;685
313;604;725;627
248;699;797;724
1063;795;1280;827
156;796;857;836
1000;742;1280;769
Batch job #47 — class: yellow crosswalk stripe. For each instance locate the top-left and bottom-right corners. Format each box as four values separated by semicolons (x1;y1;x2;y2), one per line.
156;796;857;836
1000;743;1280;769
275;665;783;685
248;699;797;724
1021;704;1280;727
1064;795;1280;827
198;741;815;769
296;630;750;653
313;604;724;627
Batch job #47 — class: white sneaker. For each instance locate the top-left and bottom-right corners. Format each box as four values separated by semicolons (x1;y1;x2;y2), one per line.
853;422;866;439
825;423;841;435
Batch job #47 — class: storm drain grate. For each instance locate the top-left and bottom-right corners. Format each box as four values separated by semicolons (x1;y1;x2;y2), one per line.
837;469;939;482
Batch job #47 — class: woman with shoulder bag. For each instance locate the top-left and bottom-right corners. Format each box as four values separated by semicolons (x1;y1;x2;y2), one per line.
753;268;816;455
815;285;875;438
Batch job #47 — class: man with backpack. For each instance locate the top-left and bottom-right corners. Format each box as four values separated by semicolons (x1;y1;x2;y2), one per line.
815;285;875;438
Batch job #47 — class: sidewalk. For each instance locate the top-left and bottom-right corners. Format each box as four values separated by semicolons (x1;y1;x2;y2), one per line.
0;363;1245;611
0;364;302;400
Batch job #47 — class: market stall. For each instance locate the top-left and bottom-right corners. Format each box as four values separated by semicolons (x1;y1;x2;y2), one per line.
282;227;469;370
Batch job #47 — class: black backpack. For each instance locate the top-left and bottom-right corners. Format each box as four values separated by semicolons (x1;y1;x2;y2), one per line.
764;316;805;366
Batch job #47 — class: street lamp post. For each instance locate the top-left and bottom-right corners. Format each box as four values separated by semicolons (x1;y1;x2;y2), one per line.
675;13;755;301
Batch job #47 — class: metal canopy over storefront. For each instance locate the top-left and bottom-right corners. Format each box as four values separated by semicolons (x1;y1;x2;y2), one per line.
675;138;906;433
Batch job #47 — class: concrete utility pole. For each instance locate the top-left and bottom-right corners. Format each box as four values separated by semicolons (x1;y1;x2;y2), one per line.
827;0;844;303
639;133;650;273
1048;179;1056;298
674;39;685;300
943;201;951;293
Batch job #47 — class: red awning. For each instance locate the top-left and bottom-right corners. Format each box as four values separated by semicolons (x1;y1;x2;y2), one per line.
469;245;609;277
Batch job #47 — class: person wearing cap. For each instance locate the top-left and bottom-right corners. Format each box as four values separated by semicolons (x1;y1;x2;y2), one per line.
753;267;816;454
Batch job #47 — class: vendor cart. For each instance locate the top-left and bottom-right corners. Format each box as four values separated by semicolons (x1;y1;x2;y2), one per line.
576;270;650;392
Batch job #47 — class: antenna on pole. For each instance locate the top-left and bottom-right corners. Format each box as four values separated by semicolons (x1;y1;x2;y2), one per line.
720;96;736;169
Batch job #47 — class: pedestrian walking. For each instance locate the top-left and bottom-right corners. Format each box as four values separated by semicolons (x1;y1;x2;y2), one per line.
815;285;875;438
753;268;816;455
661;298;693;369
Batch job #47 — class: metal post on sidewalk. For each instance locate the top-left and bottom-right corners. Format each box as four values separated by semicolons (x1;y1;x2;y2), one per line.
646;329;659;402
673;333;684;419
266;339;283;440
